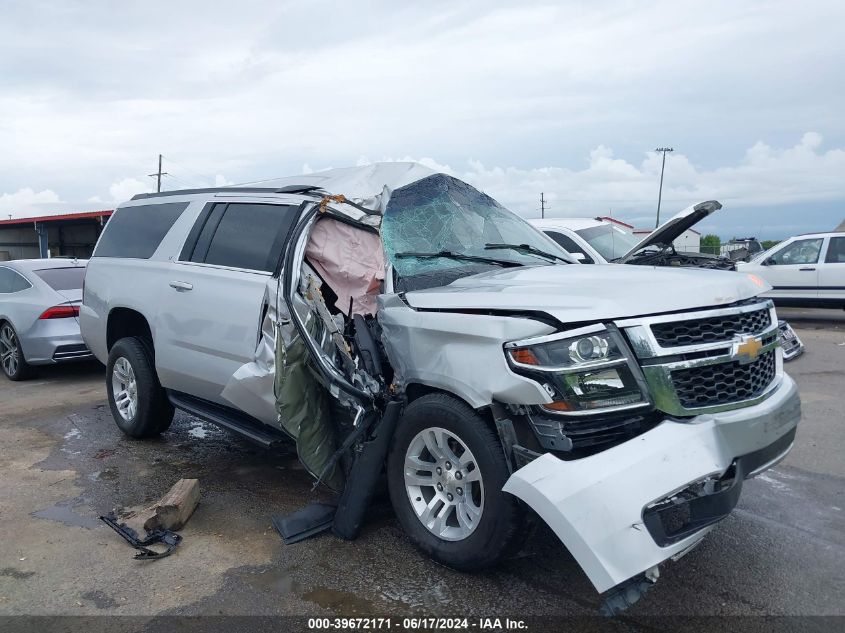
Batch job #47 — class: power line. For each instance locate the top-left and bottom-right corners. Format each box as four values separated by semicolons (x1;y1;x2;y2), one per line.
161;155;215;185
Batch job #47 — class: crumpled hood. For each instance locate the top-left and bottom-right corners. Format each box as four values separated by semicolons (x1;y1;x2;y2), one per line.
404;264;770;323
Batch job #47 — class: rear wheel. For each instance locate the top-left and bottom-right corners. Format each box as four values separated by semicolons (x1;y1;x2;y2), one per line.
106;337;174;438
387;393;522;571
0;322;35;381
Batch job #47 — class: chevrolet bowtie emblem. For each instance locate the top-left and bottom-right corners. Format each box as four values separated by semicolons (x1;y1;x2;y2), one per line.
733;334;763;365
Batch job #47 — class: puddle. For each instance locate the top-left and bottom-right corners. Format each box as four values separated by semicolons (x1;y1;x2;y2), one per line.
380;578;453;608
81;590;119;609
240;566;302;594
32;500;101;529
302;587;385;615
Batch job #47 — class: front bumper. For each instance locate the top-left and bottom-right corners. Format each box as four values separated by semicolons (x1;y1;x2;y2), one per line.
503;373;800;594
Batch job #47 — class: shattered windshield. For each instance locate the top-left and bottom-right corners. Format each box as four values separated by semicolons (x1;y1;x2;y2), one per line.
382;174;567;290
575;224;642;261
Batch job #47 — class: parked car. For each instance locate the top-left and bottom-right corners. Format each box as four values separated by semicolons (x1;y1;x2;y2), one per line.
81;164;801;612
737;232;845;308
531;210;805;360
532;202;735;269
0;258;91;380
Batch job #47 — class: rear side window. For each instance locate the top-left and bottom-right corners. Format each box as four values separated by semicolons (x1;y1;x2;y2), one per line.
183;203;297;273
94;202;189;259
0;267;32;293
825;236;845;263
33;267;86;290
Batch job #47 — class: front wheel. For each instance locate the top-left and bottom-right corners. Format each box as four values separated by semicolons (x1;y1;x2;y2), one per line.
387;393;523;571
106;337;174;438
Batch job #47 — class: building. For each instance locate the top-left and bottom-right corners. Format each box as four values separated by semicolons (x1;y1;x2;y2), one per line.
0;209;113;261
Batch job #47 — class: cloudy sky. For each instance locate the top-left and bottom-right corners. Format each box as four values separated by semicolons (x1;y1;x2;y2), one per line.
1;0;843;239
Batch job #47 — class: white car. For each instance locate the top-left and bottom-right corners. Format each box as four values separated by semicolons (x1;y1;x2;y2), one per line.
737;232;845;309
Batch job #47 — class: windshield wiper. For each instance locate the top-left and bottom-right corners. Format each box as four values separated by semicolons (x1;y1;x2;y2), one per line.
394;251;522;267
484;242;570;263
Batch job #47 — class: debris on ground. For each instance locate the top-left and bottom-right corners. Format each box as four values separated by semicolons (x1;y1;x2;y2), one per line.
100;478;199;560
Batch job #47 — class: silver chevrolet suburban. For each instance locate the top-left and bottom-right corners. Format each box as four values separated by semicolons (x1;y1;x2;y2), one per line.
81;162;801;612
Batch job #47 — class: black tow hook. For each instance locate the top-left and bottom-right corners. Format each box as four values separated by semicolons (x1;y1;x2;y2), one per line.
100;512;183;560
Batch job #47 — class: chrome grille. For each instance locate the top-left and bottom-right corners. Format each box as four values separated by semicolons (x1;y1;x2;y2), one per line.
617;300;782;416
650;307;771;347
670;350;777;409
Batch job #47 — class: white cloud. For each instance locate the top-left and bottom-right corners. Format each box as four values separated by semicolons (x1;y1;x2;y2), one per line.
108;178;150;202
0;187;62;218
214;174;233;187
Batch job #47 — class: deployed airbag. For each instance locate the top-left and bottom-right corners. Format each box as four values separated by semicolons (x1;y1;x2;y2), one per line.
305;218;384;316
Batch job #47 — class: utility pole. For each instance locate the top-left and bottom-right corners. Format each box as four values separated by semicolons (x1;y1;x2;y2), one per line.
540;192;547;219
654;147;673;227
148;154;168;193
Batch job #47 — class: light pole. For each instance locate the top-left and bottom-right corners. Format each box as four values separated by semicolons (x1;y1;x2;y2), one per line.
654;147;673;227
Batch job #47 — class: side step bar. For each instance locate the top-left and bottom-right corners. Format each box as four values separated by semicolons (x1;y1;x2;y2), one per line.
167;391;290;449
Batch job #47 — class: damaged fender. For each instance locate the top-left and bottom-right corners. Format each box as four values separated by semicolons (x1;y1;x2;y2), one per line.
503;373;801;594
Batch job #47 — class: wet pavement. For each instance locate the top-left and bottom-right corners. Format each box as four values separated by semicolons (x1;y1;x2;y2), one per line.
0;310;843;623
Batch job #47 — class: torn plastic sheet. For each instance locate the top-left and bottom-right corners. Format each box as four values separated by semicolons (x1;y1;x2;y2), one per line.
243;162;437;221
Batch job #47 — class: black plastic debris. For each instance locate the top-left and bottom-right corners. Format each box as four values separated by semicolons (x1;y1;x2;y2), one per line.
100;512;183;560
271;502;337;544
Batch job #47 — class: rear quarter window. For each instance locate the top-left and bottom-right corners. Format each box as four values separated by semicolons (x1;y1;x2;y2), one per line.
94;202;189;259
33;267;86;291
0;267;32;293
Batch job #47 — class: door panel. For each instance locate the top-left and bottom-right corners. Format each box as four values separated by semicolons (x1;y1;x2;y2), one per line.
758;238;823;300
154;262;269;403
819;236;845;301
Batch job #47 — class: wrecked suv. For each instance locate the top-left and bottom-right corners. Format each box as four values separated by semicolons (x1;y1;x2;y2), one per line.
81;163;801;612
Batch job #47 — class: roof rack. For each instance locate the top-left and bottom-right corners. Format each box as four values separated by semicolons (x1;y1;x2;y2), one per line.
130;185;325;201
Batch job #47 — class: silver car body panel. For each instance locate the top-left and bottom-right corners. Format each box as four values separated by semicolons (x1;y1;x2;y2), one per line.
377;293;556;409
504;373;800;593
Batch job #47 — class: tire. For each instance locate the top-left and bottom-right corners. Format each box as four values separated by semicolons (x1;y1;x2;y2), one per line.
387;393;522;571
106;337;174;438
0;321;35;381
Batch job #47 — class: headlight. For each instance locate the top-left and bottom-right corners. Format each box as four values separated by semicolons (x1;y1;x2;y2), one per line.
505;324;650;415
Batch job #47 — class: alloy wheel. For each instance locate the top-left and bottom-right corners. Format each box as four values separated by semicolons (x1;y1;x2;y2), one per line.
0;324;20;377
403;426;484;541
111;357;138;421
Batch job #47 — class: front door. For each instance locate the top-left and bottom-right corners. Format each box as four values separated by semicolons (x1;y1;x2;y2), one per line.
758;237;823;301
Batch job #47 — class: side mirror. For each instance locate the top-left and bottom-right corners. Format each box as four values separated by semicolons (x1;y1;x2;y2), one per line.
762;257;774;266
